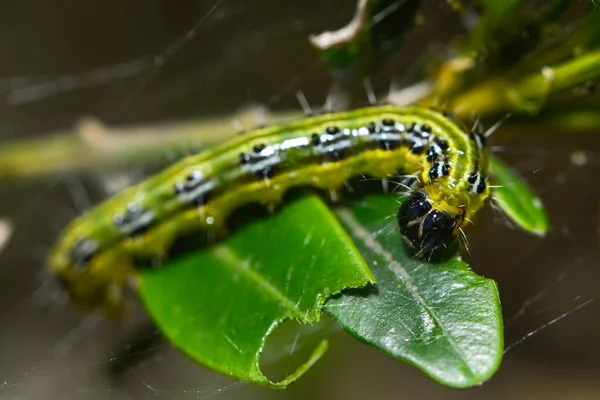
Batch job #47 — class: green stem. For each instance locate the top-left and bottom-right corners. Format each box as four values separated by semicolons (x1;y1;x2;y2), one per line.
447;49;600;116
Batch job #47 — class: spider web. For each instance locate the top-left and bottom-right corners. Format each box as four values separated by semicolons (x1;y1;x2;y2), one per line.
1;0;600;399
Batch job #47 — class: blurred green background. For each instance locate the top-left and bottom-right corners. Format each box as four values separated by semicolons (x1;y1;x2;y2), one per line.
1;1;599;399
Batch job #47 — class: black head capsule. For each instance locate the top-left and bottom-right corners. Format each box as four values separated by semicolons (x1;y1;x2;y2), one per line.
397;192;458;255
397;191;431;223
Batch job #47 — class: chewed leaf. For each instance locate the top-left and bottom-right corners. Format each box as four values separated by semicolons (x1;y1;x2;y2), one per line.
136;194;375;388
489;154;549;236
327;195;503;389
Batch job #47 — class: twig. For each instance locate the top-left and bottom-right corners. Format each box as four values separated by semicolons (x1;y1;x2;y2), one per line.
0;107;302;181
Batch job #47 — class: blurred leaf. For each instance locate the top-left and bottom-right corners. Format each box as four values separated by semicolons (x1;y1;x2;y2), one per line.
476;0;520;25
445;0;464;12
489;155;548;236
521;4;600;72
326;195;503;388
137;195;375;387
429;0;574;108
467;0;570;62
309;0;420;89
465;0;520;59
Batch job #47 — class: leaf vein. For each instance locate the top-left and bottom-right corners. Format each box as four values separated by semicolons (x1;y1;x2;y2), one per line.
212;245;301;314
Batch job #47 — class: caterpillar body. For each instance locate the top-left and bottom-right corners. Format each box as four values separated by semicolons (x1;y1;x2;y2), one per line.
49;105;490;315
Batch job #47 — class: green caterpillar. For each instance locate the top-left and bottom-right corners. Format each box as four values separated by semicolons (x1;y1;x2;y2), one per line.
49;105;490;316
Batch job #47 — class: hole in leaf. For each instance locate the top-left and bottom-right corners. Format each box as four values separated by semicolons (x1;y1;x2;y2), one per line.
259;316;336;382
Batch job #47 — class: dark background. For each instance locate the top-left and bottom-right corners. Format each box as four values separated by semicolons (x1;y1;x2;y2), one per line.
0;1;599;399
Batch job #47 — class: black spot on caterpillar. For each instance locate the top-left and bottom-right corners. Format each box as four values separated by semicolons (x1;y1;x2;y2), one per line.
48;105;490;313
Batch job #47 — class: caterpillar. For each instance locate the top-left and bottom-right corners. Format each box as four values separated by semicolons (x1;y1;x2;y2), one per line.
48;105;490;315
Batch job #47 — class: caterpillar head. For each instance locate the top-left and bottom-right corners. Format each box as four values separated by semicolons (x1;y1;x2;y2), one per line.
396;191;462;257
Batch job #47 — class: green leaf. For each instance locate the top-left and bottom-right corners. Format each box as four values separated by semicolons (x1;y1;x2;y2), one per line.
489;155;548;236
326;194;503;389
136;195;375;387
